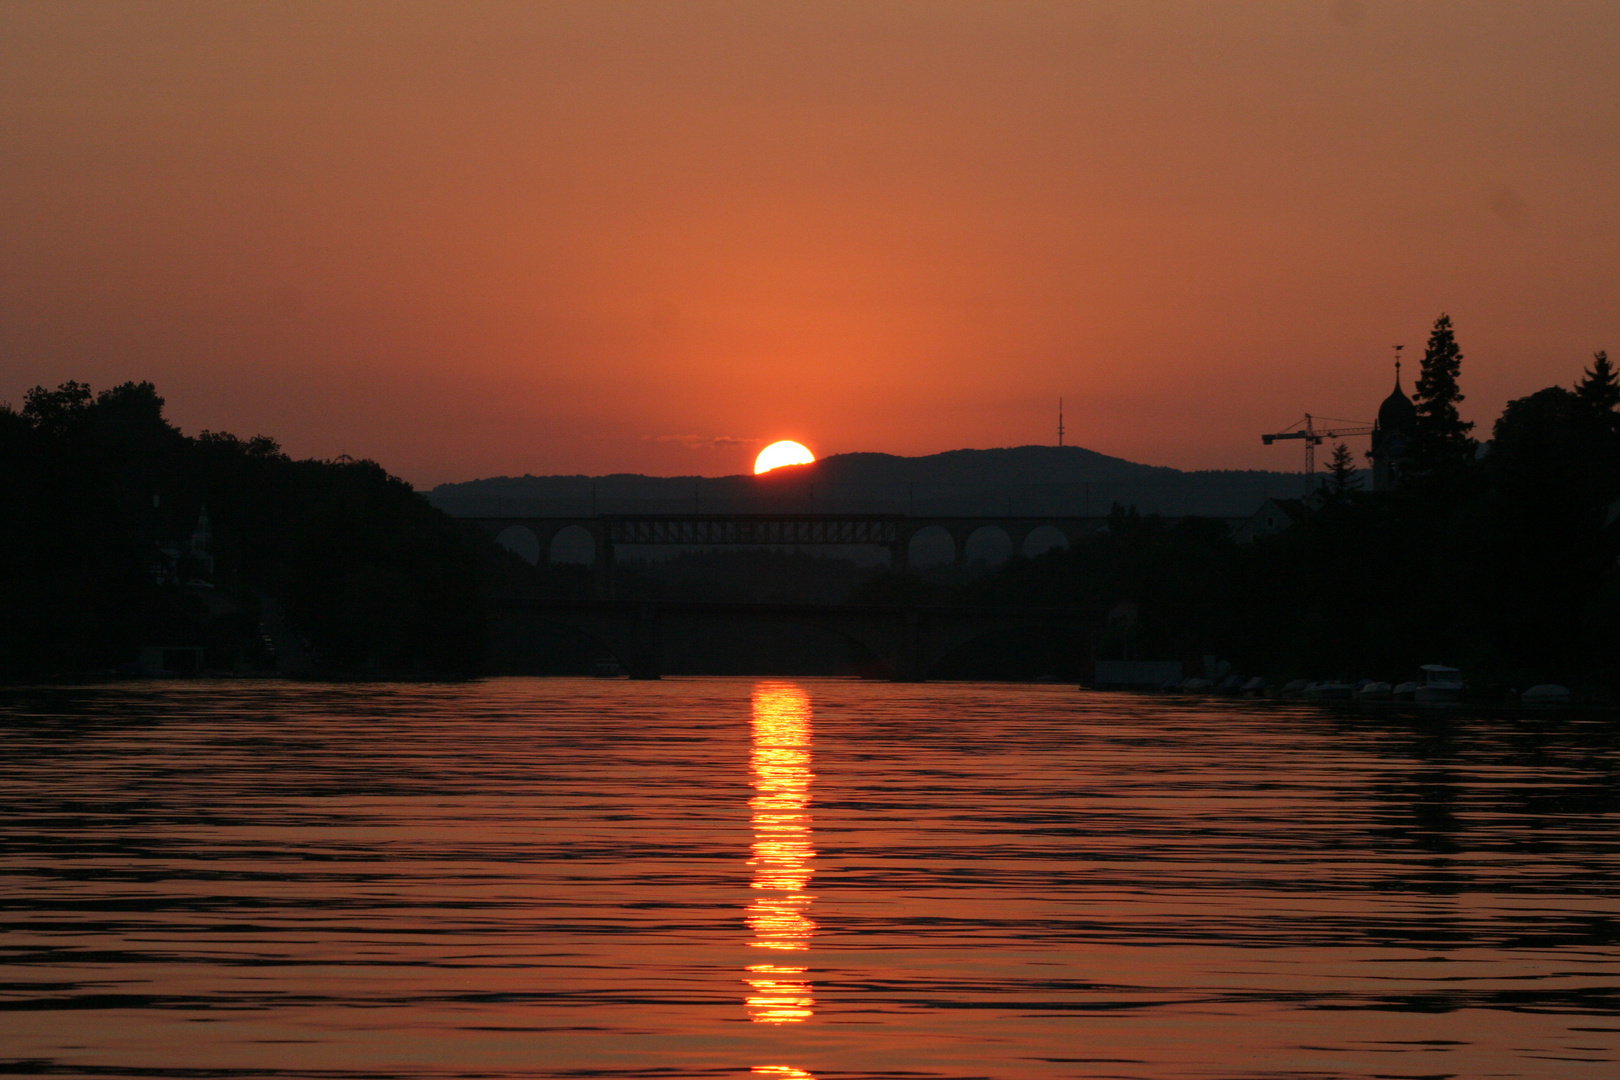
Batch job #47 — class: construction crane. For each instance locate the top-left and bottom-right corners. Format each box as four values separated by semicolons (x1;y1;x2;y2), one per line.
1261;414;1374;491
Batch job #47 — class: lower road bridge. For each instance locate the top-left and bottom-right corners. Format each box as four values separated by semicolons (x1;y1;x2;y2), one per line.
465;512;1113;593
490;597;1098;682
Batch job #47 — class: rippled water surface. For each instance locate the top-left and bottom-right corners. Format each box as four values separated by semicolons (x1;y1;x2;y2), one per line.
3;678;1618;1079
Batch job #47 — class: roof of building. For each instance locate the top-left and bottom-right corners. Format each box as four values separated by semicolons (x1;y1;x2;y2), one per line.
1378;378;1417;432
1231;496;1312;543
1267;497;1310;523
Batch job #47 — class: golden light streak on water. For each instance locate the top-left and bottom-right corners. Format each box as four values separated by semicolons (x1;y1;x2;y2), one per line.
5;681;1620;1077
745;682;815;1024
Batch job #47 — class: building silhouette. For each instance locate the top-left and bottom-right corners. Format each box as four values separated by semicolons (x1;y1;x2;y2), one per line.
1369;360;1417;491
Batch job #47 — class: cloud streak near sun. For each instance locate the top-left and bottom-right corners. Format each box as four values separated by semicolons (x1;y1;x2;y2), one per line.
648;435;758;450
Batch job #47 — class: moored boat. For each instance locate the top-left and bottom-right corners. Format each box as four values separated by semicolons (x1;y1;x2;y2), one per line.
1414;664;1463;703
1520;683;1571;705
1302;681;1354;701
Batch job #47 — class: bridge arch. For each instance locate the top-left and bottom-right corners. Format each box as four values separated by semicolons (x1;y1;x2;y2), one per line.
907;525;957;567
549;525;598;565
486;608;630;675
488;599;1096;682
495;525;541;566
780;618;888;676
964;525;1012;567
588;607;888;679
1022;525;1069;558
924;622;1085;681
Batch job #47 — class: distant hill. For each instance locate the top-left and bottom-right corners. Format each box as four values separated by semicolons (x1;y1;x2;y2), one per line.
801;445;1175;485
426;445;1314;519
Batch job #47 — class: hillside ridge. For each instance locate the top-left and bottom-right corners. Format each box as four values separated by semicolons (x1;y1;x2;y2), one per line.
426;445;1308;519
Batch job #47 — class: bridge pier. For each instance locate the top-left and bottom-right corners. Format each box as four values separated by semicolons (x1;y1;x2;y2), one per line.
626;603;661;679
896;609;924;682
591;537;616;599
491;596;1096;682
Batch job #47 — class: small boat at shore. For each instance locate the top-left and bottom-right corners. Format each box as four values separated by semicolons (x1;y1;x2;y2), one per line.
1414;664;1464;703
1355;681;1393;700
1302;681;1354;701
1520;683;1571;704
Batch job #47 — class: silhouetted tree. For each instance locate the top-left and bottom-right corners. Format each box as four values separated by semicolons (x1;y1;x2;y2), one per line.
1412;313;1475;467
1;380;493;679
1481;384;1620;683
21;381;95;438
1326;442;1360;497
1575;350;1619;428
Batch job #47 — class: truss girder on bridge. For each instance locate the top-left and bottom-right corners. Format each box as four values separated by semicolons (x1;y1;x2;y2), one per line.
605;514;903;547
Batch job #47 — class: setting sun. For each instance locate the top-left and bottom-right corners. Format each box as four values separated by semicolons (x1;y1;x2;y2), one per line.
754;441;815;475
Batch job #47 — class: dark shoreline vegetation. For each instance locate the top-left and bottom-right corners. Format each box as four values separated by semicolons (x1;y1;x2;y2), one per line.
1;381;489;680
4;328;1617;691
872;331;1615;695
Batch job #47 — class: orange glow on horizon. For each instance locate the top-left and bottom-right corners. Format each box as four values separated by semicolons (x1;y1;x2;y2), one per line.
5;7;1617;485
745;682;816;1024
754;441;816;475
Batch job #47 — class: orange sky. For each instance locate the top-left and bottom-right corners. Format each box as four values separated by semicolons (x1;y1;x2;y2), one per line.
2;1;1617;486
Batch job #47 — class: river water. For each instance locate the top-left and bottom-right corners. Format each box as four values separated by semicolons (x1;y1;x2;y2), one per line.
2;678;1617;1079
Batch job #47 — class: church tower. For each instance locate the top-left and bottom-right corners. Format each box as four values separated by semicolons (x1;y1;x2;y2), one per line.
1369;346;1417;491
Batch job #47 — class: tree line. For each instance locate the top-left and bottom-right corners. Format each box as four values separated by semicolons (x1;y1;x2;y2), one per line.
5;324;1615;689
863;317;1620;695
1;381;491;679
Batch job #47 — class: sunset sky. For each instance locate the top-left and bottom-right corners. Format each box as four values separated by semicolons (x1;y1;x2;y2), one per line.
3;1;1617;486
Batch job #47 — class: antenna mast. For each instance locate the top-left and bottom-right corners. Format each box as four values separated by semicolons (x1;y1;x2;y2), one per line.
1057;397;1064;447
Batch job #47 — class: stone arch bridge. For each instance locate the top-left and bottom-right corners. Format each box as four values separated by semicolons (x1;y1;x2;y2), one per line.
462;512;1111;680
466;512;1111;592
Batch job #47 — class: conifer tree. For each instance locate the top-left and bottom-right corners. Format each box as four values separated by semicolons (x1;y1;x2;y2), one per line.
1572;350;1620;482
1575;350;1619;422
1412;313;1474;466
1326;442;1360;497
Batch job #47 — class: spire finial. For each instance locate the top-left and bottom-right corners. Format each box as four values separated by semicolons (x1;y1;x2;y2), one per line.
1393;344;1404;388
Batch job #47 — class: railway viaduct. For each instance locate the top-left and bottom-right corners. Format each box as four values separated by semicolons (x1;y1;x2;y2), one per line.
465;512;1113;585
464;513;1106;681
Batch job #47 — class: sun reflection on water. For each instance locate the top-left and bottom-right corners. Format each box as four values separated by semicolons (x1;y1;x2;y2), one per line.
745;682;815;1025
